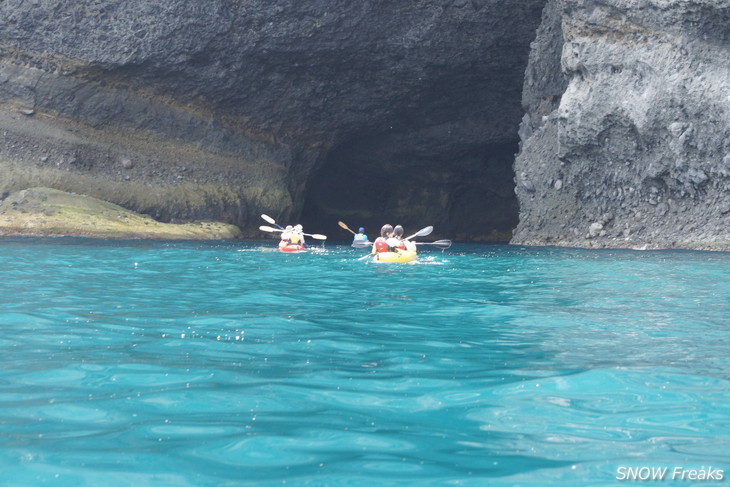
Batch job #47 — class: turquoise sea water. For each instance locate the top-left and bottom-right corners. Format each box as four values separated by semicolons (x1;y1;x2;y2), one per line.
1;238;728;486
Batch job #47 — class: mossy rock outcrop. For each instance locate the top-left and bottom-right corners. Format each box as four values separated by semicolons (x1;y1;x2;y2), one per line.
0;187;242;240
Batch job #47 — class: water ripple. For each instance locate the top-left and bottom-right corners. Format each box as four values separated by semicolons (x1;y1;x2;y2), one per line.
1;240;729;486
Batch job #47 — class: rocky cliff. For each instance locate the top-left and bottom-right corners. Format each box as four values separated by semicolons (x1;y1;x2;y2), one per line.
514;0;730;250
3;0;728;247
1;0;546;240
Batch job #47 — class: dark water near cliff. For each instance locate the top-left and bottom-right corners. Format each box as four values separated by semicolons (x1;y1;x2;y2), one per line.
1;238;728;486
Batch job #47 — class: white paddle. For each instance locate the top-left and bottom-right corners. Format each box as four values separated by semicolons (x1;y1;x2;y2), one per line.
353;237;452;248
415;239;452;249
405;226;433;240
259;225;327;240
352;226;434;249
261;214;284;229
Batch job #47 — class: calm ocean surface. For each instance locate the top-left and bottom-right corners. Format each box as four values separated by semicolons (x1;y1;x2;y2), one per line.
1;238;728;486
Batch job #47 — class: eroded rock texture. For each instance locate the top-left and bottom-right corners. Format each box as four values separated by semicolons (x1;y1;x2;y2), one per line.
1;0;546;239
514;0;730;250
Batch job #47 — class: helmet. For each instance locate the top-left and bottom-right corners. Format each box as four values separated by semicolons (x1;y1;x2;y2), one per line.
358;227;365;233
294;224;303;232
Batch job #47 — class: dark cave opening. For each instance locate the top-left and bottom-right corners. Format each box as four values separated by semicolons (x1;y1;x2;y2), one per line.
299;135;520;243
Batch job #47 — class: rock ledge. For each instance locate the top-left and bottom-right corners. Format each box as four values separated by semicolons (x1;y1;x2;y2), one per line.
0;187;242;240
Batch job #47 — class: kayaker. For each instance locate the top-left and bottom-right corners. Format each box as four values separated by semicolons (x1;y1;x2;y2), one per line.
280;225;293;242
388;225;407;251
353;227;369;243
372;224;393;254
290;224;306;246
280;224;305;248
394;225;417;252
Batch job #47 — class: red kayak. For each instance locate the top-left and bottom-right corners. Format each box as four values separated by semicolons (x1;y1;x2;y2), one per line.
279;240;305;252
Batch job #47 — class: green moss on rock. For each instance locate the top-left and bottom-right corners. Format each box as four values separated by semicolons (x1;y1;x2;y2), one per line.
0;187;242;240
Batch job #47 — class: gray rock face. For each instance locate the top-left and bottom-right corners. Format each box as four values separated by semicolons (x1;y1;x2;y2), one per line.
514;0;730;250
1;0;546;239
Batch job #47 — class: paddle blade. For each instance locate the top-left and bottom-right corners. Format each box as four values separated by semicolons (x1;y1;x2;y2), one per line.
310;234;327;240
351;240;373;248
338;221;356;234
261;214;276;225
416;239;452;249
405;226;433;240
259;225;281;232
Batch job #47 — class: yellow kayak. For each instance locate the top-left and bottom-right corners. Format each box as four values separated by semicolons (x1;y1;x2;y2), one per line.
373;250;417;263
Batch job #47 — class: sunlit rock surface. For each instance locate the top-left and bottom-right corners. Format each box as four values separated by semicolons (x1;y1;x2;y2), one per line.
0;187;242;239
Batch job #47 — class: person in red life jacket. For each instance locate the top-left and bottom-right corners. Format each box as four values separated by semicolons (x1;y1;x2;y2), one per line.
372;224;393;254
395;224;417;252
388;225;407;251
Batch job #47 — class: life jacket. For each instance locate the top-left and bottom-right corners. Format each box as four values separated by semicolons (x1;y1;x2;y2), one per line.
386;237;405;251
374;237;389;253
